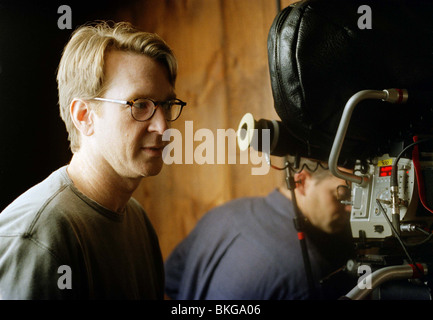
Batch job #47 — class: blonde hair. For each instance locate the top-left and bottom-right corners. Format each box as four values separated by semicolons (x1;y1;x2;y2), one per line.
56;21;177;153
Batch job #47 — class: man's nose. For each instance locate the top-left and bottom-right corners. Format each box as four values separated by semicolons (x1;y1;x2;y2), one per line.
148;107;169;134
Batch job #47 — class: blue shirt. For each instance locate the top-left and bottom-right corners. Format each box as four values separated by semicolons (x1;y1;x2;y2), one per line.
165;189;354;300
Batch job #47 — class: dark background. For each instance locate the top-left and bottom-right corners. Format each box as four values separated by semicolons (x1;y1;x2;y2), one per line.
0;1;135;211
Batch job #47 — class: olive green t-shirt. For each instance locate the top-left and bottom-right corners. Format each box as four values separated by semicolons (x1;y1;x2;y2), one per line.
0;166;164;299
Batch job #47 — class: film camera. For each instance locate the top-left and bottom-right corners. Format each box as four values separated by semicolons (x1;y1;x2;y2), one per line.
237;0;433;299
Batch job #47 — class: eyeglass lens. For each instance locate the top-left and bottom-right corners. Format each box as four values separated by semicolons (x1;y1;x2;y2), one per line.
132;98;182;121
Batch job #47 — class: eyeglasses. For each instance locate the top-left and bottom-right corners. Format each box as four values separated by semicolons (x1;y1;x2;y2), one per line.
92;97;187;122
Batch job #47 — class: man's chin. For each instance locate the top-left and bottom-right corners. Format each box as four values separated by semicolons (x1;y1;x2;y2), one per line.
329;218;351;234
139;162;164;178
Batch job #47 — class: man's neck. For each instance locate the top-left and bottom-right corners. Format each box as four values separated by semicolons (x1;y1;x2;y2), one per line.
278;186;292;201
67;151;141;214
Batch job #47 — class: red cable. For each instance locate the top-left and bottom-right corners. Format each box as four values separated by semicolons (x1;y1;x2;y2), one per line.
412;136;433;214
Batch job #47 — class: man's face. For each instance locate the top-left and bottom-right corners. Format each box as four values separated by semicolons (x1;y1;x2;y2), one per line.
89;49;174;179
302;172;352;234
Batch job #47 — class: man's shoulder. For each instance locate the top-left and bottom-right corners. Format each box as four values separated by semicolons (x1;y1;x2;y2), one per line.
0;166;73;236
201;190;290;230
205;195;261;219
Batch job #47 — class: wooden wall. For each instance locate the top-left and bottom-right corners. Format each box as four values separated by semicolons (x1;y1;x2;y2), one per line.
115;0;296;260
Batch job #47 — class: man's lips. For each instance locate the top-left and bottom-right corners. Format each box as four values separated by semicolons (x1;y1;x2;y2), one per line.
141;145;166;156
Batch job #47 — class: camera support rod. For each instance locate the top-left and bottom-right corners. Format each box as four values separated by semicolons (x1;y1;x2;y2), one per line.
342;263;428;300
328;89;408;186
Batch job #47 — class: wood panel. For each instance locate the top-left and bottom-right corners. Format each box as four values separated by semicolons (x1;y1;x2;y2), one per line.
115;0;296;259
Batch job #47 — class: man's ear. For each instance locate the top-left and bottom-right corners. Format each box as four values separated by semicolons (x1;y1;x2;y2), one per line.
70;98;95;136
293;170;312;196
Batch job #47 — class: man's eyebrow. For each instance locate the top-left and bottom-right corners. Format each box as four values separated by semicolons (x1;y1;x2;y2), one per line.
130;92;177;101
166;93;177;100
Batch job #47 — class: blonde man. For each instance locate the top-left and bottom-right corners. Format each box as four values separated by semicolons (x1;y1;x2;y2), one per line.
0;21;186;299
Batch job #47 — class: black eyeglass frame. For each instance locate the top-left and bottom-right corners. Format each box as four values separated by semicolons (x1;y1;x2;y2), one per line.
92;97;187;122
